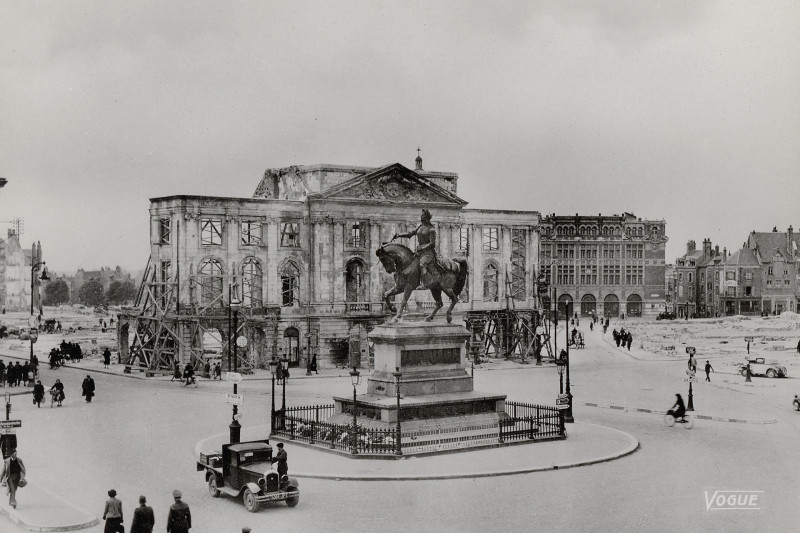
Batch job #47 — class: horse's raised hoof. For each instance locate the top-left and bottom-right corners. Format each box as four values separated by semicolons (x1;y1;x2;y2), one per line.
446;314;453;324
425;316;434;322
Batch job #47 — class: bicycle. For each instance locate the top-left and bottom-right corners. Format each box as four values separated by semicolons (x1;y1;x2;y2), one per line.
664;410;694;429
50;389;64;408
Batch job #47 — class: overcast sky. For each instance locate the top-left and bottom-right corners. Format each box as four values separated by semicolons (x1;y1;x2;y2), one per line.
1;1;798;274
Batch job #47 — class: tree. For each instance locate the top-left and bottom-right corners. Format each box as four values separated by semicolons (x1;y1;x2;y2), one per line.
43;279;70;306
78;280;105;307
106;280;137;305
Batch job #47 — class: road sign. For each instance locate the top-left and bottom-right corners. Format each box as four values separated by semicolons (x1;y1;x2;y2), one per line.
226;372;242;383
685;347;696;354
744;337;754;342
556;394;570;406
0;420;22;429
233;413;243;421
0;428;16;435
235;336;247;348
225;393;243;405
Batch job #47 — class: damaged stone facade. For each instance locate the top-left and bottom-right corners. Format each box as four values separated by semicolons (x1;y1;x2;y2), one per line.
134;161;545;371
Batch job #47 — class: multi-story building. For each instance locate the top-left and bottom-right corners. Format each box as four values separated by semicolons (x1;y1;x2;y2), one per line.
712;247;762;316
69;266;134;303
0;230;40;312
747;226;799;314
119;158;547;371
538;213;668;318
673;239;721;318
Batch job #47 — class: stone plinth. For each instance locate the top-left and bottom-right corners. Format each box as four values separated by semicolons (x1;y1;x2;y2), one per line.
367;321;473;396
332;321;507;428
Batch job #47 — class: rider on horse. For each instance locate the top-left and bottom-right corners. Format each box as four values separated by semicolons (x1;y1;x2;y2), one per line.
393;208;441;283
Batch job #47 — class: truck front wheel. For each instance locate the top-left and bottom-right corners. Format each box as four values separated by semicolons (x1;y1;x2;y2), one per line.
286;486;299;507
208;476;220;498
243;488;259;512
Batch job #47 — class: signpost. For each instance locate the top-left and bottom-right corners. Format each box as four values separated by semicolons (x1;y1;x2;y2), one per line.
226;372;242;383
556;394;570;410
0;419;20;456
685;347;696;355
235;336;247;348
225;393;243;405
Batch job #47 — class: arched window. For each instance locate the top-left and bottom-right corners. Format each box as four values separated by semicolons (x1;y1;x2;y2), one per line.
346;259;366;303
580;294;597;316
626;294;643;317
484;264;499;302
557;294;573;320
280;261;300;307
603;294;620;317
198;258;224;307
637;228;643;237
602;227;608;236
242;258;263;308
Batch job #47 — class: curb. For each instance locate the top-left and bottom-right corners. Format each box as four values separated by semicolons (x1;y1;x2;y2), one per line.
0;482;99;532
195;423;639;481
576;401;777;424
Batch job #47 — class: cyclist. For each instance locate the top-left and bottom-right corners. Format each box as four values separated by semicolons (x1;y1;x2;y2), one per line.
50;379;65;407
669;393;686;422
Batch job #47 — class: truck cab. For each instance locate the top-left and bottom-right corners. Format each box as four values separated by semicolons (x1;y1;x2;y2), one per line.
197;440;299;512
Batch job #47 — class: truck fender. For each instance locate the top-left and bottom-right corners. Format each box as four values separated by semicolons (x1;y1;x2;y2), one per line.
244;482;262;495
287;477;299;489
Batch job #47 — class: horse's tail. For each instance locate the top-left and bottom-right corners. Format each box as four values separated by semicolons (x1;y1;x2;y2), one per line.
453;258;468;296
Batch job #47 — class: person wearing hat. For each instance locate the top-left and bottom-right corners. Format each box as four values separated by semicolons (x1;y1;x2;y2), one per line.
167;490;191;533
130;494;154;533
102;489;123;533
0;449;26;508
271;442;288;480
242;528;252;533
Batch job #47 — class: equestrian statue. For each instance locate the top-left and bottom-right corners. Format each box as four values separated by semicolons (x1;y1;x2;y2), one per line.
376;208;468;323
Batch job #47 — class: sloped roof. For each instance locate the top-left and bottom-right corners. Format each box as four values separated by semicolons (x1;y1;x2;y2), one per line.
750;232;795;262
726;248;760;267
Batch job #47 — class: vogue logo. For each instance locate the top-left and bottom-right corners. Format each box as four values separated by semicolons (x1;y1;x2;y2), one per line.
704;490;763;511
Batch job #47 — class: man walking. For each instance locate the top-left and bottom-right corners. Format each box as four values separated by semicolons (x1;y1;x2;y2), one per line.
0;449;26;508
705;361;714;382
131;495;154;533
167;490;191;533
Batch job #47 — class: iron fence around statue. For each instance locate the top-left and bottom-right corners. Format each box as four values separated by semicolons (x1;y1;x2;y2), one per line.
272;401;565;456
501;401;566;442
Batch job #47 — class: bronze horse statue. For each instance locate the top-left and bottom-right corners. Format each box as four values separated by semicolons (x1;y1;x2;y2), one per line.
376;242;468;323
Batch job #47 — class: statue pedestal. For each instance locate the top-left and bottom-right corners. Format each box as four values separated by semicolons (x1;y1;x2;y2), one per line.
333;322;507;429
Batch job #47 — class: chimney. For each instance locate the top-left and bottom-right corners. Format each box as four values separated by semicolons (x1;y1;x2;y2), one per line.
715;245;719;256
687;240;696;255
773;226;778;232
723;247;727;257
703;238;712;257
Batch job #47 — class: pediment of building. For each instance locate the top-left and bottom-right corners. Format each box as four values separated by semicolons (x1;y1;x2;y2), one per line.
313;163;467;206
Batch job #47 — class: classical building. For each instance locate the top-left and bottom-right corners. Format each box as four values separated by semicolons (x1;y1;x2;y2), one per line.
538;213;668;318
747;226;799;314
119;158;545;372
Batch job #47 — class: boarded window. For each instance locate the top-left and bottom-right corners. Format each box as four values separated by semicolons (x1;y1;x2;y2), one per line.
242;258;263;308
484;264;499;301
281;262;299;306
483;227;498;251
281;222;300;247
198;258;224;307
241;221;262;246
201;218;223;246
159;219;171;245
459;227;469;251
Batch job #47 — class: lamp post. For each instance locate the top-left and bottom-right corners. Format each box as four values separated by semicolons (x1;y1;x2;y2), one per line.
281;357;288;415
229;294;241;444
553;287;562;394
564;325;574;423
30;260;49;367
349;367;361;455
393;367;402;456
269;357;279;432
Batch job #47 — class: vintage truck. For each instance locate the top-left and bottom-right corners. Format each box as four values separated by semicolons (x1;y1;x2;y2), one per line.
197;440;300;512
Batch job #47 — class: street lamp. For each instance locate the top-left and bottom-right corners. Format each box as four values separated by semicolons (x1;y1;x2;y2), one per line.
392;367;402;456
349;367;361;455
280;357;288;415
30;260;49;368
229;292;241;444
269;357;279;431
